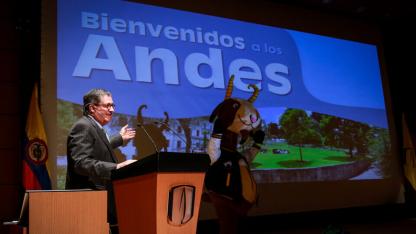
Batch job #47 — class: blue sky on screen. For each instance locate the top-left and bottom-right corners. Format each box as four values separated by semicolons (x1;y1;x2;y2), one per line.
288;30;384;109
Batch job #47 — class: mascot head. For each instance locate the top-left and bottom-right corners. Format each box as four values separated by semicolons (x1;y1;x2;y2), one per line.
209;75;261;138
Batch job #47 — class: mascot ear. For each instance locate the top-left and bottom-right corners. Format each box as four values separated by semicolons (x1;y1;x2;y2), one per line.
209;99;240;123
209;99;241;134
209;102;223;123
209;102;225;134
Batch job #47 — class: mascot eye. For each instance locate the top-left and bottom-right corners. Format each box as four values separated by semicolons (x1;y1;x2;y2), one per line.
232;103;239;109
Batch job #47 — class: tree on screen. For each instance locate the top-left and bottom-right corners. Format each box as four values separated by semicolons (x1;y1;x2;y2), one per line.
57;100;81;155
267;123;284;139
368;127;392;177
318;115;370;158
279;109;318;161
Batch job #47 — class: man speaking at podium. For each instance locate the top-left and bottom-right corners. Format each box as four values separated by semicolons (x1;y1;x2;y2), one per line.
65;88;136;232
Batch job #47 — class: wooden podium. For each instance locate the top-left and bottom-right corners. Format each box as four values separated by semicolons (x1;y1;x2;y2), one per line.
112;152;210;234
19;190;108;234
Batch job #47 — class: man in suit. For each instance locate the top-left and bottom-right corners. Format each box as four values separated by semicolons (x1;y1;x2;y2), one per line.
66;88;136;231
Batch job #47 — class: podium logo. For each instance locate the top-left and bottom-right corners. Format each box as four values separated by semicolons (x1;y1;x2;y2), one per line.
167;185;195;226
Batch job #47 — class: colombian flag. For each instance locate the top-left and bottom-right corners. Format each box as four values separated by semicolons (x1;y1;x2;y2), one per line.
22;84;51;190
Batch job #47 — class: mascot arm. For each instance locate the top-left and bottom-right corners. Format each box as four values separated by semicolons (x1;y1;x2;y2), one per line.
251;130;265;149
243;130;265;164
243;147;260;164
207;134;222;165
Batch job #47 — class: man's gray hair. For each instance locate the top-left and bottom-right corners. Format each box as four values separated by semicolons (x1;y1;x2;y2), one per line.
83;88;112;116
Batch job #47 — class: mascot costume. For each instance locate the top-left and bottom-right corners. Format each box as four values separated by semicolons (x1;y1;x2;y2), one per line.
205;75;265;234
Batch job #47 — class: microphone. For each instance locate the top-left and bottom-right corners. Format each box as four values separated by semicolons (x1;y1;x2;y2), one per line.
152;121;190;153
137;123;160;155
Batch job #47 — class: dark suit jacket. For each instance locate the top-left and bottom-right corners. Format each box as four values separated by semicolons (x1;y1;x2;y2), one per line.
65;115;123;190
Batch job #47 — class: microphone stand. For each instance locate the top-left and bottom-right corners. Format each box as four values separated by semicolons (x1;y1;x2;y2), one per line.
137;123;160;159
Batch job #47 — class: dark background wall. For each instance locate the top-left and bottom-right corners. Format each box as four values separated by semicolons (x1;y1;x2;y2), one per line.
0;2;21;231
0;1;39;233
0;0;415;233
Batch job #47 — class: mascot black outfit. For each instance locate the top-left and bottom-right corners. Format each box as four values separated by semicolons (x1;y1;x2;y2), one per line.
205;75;265;234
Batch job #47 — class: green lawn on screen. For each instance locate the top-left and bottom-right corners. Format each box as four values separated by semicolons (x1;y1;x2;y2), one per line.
252;142;354;169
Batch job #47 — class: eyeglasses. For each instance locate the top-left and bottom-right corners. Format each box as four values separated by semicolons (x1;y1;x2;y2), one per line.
95;103;116;109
